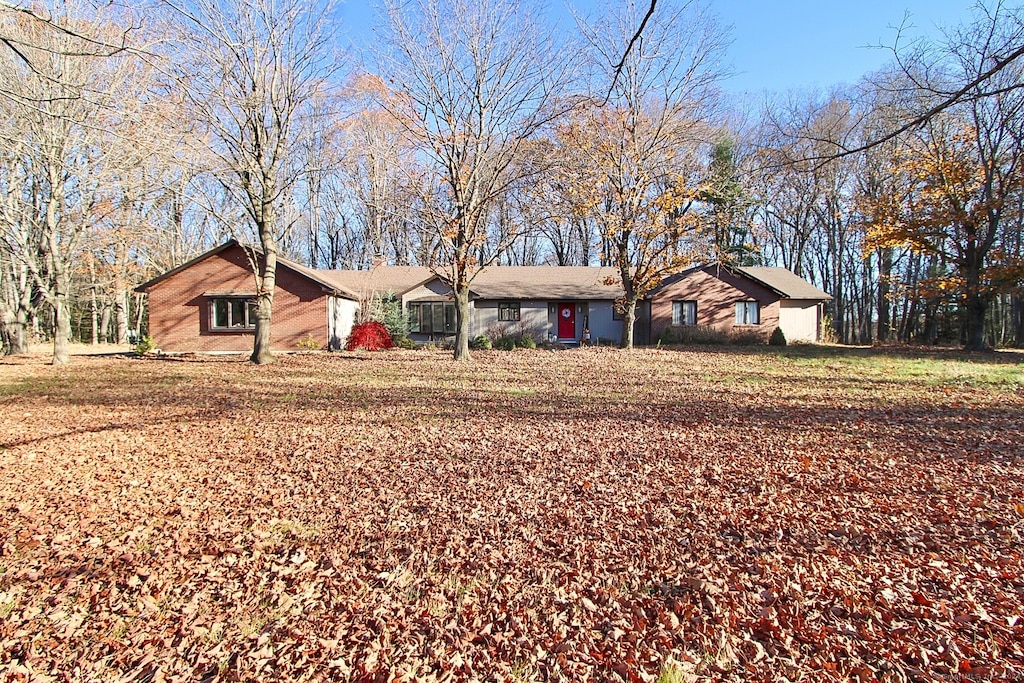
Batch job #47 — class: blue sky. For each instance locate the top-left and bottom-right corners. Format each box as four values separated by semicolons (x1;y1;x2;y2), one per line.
338;0;977;95
709;0;974;94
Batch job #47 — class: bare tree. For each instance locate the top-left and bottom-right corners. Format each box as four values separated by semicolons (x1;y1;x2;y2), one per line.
0;1;137;88
335;73;421;268
793;3;1024;164
373;0;576;360
0;1;143;362
571;0;728;349
757;90;883;344
161;0;341;364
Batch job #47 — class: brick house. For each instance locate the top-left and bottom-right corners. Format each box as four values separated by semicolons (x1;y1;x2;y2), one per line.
135;241;360;353
137;241;831;352
648;264;832;343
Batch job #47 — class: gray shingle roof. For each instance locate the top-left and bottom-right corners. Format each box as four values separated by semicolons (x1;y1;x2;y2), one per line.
137;240;830;304
318;265;625;300
735;266;833;300
318;266;435;299
470;266;623;300
277;256;362;299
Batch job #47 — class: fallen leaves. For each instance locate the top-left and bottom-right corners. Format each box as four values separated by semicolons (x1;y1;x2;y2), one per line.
0;347;1022;681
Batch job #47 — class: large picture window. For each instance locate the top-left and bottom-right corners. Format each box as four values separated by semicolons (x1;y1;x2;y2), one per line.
210;297;256;330
735;301;760;325
672;300;697;326
498;302;520;322
408;302;456;335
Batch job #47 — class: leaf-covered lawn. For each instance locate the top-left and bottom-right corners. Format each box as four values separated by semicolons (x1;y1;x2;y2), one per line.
1;347;1022;682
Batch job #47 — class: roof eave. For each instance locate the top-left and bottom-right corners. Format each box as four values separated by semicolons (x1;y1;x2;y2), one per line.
135;239;360;300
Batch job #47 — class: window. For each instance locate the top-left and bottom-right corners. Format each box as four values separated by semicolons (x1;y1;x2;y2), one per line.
210;297;256;330
498;302;520;322
408;302;456;335
672;300;697;326
735;301;760;325
612;305;623;321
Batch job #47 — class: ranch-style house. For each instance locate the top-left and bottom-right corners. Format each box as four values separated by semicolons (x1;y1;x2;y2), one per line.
135;240;832;352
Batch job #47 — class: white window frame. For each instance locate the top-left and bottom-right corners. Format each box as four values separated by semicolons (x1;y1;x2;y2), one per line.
735;301;760;325
672;300;697;326
210;297;256;330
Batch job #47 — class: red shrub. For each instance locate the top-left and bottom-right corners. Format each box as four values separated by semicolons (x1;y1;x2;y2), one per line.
345;321;395;351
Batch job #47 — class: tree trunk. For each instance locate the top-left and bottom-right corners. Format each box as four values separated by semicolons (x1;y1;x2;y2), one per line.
251;292;274;364
619;297;637;349
100;306;112;344
963;291;988;351
90;284;99;345
452;286;471;361
250;203;278;365
250;243;276;364
114;291;128;345
114;238;129;344
962;246;988;352
1012;293;1024;347
52;292;71;365
923;301;939;345
876;247;892;343
1;308;28;355
134;293;146;339
88;259;99;345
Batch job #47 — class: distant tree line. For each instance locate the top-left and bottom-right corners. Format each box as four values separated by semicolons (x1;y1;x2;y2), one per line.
1;0;1021;361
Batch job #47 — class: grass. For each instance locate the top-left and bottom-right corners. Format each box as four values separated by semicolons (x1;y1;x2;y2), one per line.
656;659;694;683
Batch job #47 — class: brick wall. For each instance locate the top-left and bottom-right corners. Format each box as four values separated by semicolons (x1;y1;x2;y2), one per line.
650;267;781;342
145;245;330;353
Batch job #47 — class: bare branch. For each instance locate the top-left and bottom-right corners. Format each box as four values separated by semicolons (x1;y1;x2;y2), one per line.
802;41;1024;165
603;0;657;105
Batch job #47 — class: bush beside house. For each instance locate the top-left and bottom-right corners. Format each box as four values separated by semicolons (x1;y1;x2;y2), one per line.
345;321;394;351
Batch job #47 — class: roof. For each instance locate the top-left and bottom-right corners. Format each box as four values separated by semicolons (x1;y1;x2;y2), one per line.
136;240;829;303
733;266;833;301
316;265;625;301
318;266;435;299
279;255;361;299
135;240;361;299
469;266;623;300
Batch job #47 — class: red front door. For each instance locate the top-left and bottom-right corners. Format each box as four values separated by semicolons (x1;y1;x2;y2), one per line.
557;303;576;339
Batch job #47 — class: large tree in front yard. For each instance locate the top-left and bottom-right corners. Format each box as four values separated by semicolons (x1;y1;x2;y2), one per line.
863;9;1024;351
570;0;728;349
373;0;573;360
162;0;340;364
864;112;1024;350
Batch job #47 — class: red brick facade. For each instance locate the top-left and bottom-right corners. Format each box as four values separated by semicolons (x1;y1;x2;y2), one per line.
649;267;781;342
144;245;330;353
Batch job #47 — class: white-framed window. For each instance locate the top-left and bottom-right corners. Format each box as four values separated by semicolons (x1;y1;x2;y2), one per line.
735;301;760;325
210;297;257;330
498;302;521;322
672;300;697;326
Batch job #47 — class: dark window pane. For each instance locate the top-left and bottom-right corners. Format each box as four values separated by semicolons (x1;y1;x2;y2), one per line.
214;299;228;328
231;299;246;327
409;304;421;333
432;303;444;333
683;301;696;325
